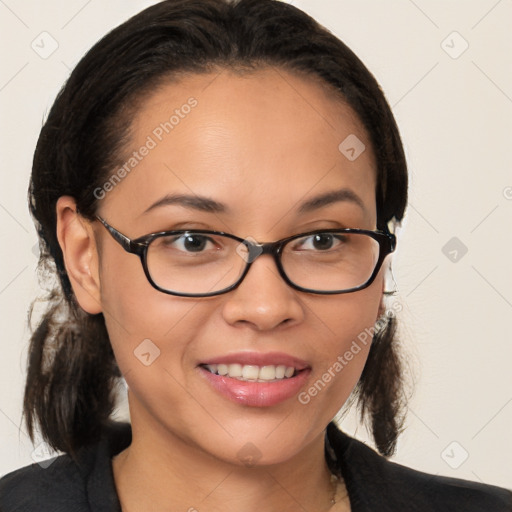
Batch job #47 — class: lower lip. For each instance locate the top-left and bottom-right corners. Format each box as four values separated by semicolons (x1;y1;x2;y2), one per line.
198;367;311;407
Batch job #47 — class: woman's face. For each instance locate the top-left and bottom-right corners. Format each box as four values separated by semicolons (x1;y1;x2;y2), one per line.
92;68;384;465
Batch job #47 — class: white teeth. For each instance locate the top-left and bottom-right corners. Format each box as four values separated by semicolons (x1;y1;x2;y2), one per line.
284;366;295;378
275;365;286;378
258;365;276;380
203;363;298;382
242;365;260;380
217;364;229;376
227;363;242;377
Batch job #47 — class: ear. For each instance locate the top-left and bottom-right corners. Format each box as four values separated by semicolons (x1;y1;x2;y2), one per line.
378;288;386;319
377;258;395;320
377;263;388;320
56;196;102;314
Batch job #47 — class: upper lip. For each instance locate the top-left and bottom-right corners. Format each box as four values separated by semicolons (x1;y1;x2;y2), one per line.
199;351;310;370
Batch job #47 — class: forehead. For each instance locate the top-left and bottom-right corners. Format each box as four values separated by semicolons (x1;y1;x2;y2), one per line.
106;67;377;230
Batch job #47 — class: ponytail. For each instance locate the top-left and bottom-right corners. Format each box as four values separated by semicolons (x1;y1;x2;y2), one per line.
23;289;119;458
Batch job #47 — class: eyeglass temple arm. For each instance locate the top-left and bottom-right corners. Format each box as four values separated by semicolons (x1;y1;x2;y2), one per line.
95;215;133;252
384;218;398;251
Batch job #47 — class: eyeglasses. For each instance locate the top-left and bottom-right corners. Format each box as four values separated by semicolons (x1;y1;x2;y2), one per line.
95;216;396;297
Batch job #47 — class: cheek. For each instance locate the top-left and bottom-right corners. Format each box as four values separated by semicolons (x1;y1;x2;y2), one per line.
315;280;382;351
98;254;210;427
97;247;197;375
304;283;382;406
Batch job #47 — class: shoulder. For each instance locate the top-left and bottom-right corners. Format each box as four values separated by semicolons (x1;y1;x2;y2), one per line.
326;422;512;512
0;452;89;512
377;454;512;511
0;422;130;512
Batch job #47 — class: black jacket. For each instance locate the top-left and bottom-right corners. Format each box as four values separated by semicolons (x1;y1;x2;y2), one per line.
0;421;510;511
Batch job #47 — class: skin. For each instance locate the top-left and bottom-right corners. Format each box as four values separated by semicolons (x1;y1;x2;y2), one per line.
56;67;388;512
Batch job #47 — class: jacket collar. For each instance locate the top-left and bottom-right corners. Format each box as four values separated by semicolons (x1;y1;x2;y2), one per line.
325;421;384;511
91;421;387;511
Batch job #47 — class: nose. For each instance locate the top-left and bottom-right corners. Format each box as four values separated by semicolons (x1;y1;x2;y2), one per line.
221;253;305;331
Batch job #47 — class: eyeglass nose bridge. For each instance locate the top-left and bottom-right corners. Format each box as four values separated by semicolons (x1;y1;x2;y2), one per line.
237;237;282;264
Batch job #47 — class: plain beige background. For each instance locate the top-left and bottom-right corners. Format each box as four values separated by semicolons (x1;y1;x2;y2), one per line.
0;0;511;489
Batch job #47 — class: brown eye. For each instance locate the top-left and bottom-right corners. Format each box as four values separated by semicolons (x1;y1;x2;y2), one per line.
154;233;218;254
293;233;346;252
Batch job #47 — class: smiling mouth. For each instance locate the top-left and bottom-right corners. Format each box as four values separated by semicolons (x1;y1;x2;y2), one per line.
200;363;302;382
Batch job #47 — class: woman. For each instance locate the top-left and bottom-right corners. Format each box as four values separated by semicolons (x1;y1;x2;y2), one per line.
0;0;510;510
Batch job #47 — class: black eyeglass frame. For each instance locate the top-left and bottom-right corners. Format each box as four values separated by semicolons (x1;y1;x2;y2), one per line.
95;215;396;297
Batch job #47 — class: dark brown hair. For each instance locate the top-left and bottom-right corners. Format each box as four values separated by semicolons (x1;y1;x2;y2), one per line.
25;0;409;458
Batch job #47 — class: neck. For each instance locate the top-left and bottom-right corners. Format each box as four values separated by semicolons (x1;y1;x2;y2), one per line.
112;406;336;512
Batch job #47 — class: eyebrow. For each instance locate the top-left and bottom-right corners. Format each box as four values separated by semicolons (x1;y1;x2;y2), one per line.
142;187;366;216
143;194;228;214
297;188;366;214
